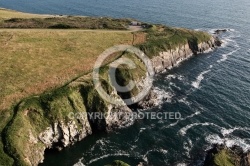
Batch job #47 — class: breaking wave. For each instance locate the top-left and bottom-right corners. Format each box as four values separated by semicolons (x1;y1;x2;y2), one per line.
191;70;211;89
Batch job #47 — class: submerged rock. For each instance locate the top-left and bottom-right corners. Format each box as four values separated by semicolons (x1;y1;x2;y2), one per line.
214;29;228;34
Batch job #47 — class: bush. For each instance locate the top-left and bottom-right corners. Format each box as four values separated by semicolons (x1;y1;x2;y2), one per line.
48;23;72;29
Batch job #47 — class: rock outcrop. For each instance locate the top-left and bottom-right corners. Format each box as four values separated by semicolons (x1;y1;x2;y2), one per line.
151;36;220;74
204;144;250;166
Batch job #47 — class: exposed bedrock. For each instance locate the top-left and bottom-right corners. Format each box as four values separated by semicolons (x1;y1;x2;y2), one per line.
151;36;220;74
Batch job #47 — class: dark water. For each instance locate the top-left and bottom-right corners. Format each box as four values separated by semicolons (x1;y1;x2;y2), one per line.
1;0;250;165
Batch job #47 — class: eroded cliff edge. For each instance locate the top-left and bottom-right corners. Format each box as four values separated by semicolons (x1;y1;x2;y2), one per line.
1;24;221;166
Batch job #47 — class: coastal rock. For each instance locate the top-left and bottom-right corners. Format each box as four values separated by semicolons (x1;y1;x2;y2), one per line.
151;36;220;75
105;104;135;131
38;120;92;149
204;144;250;166
137;88;159;109
214;29;228;34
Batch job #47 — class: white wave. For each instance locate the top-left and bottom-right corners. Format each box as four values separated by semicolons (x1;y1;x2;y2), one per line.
142;148;168;161
90;138;110;151
228;29;235;32
178;97;191;106
205;134;224;145
178;122;221;136
221;39;229;48
163;111;201;129
204;48;213;53
166;74;177;80
160;149;168;155
224;38;239;47
206;134;250;152
221;37;238;48
176;163;187;166
169;82;181;90
87;153;131;165
166;74;184;81
217;48;240;63
135;128;147;142
152;87;174;105
221;127;250;136
73;158;85;166
183;138;193;157
177;75;185;81
192;70;211;89
209;65;213;69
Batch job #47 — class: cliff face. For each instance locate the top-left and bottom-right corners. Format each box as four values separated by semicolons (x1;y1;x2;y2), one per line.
151;36;219;73
138;36;220;108
2;33;221;166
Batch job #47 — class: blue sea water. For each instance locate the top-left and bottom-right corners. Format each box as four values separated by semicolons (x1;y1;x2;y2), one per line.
1;0;250;165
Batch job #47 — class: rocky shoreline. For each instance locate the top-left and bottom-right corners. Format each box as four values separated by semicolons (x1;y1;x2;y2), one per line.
138;36;221;109
37;36;221;165
204;144;250;166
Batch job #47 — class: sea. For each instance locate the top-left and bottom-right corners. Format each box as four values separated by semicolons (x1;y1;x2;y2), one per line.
0;0;249;165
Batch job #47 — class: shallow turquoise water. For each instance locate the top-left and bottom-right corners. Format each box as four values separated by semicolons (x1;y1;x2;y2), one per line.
0;0;250;165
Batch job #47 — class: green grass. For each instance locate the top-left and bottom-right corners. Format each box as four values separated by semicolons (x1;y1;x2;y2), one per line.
204;148;242;166
0;17;133;30
0;8;51;21
0;30;134;111
137;25;211;58
213;149;236;166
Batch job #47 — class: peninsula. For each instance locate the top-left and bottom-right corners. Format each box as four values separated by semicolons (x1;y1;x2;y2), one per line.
0;8;221;166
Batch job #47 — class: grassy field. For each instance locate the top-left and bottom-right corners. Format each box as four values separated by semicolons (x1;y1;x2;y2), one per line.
0;29;136;111
0;8;53;21
0;8;133;30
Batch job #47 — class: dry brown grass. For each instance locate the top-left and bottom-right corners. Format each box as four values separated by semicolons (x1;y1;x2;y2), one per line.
0;29;145;110
0;8;53;20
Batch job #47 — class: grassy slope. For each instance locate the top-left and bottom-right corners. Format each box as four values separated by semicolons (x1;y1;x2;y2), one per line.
137;25;211;58
0;9;214;166
0;8;132;30
0;8;52;21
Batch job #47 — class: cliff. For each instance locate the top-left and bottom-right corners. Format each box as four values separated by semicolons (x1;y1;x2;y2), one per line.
0;21;221;165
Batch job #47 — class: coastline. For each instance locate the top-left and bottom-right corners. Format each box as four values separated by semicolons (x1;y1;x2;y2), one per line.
0;8;222;166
